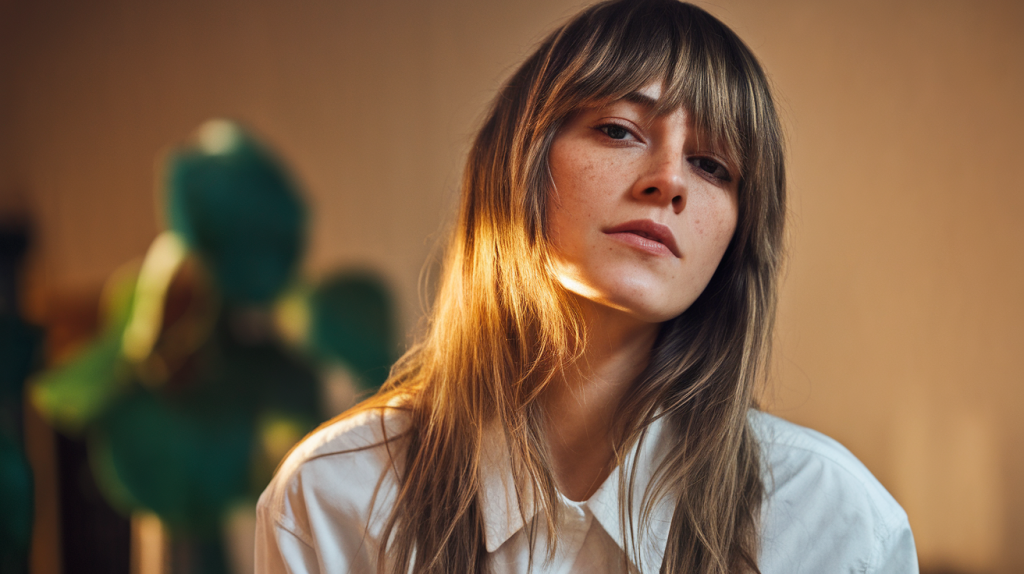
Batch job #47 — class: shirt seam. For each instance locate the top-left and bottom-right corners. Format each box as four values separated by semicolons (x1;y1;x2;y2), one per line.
763;439;904;523
864;521;907;574
763;436;910;574
275;512;316;549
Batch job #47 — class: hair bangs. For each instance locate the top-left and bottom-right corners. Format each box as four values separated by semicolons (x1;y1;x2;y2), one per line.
542;1;768;182
659;6;765;182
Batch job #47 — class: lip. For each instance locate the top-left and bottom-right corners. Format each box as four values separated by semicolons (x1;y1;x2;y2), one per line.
603;219;681;258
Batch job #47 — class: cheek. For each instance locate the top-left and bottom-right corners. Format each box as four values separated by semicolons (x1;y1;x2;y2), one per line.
550;149;603;205
692;193;739;259
546;145;603;246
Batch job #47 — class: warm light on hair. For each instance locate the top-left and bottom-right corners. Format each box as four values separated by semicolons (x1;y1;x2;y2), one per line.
326;1;787;572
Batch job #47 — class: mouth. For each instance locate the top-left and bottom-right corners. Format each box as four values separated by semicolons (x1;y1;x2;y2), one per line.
603;219;681;258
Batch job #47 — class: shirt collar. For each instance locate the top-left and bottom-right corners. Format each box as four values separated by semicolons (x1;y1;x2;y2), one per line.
479;415;676;572
479;420;533;553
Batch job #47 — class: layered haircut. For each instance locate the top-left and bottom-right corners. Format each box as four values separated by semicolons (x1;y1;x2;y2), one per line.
349;1;787;572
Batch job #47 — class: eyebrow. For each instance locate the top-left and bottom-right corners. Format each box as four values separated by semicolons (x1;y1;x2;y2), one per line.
620;91;659;109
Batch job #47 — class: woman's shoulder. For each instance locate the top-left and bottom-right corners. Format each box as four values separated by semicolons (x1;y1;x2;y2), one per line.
748;410;918;573
256;406;411;551
748;410;895;502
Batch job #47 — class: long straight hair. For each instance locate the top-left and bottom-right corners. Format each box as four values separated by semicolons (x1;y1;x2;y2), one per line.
353;1;787;572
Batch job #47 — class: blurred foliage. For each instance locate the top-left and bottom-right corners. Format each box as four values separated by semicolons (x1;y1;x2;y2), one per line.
1;314;42;438
0;433;33;573
0;244;42;571
98;389;253;533
166;121;305;305
31;262;137;434
28;119;397;555
32;333;126;435
308;273;396;391
0;315;40;416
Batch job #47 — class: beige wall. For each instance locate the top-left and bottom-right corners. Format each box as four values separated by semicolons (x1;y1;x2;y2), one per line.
732;2;1024;572
0;0;18;217
2;0;1021;572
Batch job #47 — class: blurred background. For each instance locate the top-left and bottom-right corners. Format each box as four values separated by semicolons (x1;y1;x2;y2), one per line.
0;0;1020;572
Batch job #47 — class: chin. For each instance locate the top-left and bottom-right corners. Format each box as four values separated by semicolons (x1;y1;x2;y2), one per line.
553;268;697;324
590;288;693;325
617;302;686;325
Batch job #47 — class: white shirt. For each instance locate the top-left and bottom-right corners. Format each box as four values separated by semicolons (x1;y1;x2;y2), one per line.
255;409;918;573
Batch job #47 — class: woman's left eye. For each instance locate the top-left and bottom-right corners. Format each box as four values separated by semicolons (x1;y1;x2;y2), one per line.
689;157;731;182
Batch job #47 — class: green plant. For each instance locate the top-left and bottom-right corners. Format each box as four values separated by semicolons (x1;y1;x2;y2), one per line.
30;120;396;560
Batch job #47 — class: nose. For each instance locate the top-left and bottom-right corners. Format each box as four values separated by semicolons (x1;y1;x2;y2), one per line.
630;152;687;214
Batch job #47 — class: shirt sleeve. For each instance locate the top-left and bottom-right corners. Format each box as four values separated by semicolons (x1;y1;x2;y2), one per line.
253;409;408;574
870;520;919;574
255;505;321;574
254;465;384;574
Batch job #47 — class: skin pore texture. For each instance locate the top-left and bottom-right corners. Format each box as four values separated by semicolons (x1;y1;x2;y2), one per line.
543;83;740;501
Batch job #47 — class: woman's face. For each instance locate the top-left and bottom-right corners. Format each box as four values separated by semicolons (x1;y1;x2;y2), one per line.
546;82;739;324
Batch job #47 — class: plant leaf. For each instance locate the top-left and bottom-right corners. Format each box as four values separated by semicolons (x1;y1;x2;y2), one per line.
307;272;395;391
165;120;306;305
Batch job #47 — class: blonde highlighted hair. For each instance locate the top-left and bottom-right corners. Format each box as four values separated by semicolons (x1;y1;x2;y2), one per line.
349;1;786;572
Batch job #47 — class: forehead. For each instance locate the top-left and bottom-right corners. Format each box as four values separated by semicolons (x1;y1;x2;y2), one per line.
585;82;715;136
636;82;662;102
596;81;663;113
588;81;701;126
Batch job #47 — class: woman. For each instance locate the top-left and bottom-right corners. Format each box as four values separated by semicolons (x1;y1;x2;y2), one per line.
256;1;918;572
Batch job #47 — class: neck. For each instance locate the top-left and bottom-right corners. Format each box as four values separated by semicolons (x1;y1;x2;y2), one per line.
542;297;659;501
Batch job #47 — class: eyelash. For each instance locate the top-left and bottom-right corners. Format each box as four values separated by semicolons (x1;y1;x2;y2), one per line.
597;123;732;183
689;156;732;183
596;122;638;141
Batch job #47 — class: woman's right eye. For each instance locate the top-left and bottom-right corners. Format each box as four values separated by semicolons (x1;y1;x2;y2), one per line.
598;124;631;140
